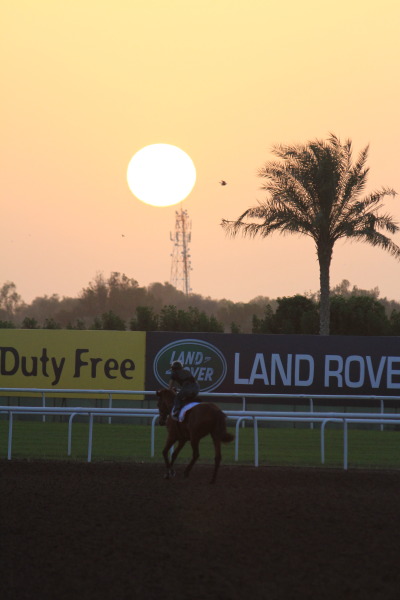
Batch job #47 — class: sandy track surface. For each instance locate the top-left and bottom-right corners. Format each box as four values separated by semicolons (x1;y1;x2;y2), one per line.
1;460;400;600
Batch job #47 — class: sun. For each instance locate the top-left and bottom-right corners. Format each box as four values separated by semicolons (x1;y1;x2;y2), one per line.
126;144;196;207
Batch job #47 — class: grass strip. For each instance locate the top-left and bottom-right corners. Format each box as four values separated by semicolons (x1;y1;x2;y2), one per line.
1;419;400;469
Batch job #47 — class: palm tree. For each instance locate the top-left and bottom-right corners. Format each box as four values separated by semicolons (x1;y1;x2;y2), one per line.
221;134;400;335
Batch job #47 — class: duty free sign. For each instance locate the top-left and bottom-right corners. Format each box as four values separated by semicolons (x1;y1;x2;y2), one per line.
0;330;145;395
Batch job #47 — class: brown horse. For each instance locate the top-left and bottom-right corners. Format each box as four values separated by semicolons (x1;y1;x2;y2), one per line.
156;388;234;484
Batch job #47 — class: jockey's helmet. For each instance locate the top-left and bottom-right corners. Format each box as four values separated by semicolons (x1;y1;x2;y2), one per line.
171;360;183;370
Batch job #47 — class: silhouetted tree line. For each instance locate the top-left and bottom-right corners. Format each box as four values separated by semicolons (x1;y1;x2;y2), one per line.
1;274;400;335
252;280;400;335
0;273;270;333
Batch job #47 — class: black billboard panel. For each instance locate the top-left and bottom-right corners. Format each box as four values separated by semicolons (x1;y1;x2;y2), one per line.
146;332;400;397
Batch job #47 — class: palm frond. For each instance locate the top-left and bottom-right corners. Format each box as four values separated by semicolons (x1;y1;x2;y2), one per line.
346;229;400;258
222;134;399;261
360;188;397;209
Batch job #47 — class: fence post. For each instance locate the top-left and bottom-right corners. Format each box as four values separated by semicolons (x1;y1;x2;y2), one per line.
320;420;327;464
151;415;158;457
88;413;94;462
7;411;13;460
253;417;259;467
343;419;348;470
42;392;46;423
234;419;240;461
108;394;113;425
67;413;78;456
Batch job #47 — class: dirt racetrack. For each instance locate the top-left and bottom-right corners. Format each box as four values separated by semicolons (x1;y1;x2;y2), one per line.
1;460;400;600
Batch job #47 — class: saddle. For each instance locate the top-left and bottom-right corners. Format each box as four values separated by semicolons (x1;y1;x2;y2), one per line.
178;402;200;422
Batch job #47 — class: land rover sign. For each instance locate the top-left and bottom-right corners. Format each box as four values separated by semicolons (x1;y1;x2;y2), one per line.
153;338;227;392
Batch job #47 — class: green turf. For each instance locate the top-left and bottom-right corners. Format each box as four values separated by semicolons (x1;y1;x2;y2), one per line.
1;418;400;469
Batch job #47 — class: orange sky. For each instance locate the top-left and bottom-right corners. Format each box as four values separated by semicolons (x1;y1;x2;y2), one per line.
2;0;400;305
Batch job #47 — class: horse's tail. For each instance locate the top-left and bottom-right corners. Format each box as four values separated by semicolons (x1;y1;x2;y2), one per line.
214;410;234;443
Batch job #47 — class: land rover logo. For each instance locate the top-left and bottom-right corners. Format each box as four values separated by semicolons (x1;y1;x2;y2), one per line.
153;339;227;392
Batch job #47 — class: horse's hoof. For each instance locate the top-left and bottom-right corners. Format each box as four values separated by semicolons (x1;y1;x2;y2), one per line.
164;469;176;480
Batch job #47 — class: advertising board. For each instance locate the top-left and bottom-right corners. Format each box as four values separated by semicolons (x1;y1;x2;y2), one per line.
146;332;400;397
1;330;399;400
0;330;146;397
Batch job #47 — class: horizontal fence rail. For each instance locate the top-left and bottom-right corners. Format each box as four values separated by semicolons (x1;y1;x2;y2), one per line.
2;387;400;401
1;387;400;469
1;387;399;421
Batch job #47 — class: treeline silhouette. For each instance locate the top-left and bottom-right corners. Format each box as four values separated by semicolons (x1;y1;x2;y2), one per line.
1;273;400;335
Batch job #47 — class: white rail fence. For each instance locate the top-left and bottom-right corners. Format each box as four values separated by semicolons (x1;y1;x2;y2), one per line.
1;388;400;470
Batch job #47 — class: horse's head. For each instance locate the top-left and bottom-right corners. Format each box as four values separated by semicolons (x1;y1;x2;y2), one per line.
156;388;175;426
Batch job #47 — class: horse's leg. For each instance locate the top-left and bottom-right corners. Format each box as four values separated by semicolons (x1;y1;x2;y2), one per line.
210;437;222;484
163;435;177;479
162;436;176;478
183;437;200;479
169;439;186;469
162;436;186;479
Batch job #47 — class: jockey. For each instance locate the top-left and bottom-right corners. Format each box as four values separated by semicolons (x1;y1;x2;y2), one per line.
169;360;200;421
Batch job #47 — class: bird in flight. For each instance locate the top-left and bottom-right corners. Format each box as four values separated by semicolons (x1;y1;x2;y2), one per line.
219;180;227;186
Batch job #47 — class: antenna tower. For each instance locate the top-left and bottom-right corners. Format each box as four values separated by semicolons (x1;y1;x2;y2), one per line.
170;208;192;295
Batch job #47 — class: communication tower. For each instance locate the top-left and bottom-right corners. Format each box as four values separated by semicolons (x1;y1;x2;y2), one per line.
170;208;192;295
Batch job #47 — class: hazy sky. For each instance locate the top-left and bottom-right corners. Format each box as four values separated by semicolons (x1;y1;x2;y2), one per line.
2;0;400;305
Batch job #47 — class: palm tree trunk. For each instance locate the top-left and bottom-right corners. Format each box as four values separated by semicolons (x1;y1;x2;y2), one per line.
318;245;333;335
